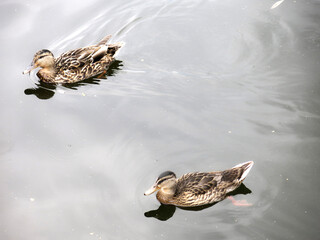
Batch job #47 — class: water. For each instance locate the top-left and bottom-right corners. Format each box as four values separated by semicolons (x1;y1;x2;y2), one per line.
1;0;320;239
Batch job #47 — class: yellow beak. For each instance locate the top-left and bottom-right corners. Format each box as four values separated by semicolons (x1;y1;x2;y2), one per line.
144;183;158;196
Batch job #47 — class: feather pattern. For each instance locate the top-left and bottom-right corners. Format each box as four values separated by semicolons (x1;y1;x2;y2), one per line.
145;161;254;207
25;34;123;84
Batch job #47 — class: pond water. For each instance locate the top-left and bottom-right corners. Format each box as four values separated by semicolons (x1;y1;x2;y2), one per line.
1;0;320;239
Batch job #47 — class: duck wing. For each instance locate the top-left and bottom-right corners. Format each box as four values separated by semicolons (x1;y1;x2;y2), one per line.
55;45;109;70
175;172;222;196
55;35;113;72
172;162;254;207
52;45;112;83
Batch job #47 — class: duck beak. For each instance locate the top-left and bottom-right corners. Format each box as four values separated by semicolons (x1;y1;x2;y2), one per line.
23;65;37;75
144;183;158;196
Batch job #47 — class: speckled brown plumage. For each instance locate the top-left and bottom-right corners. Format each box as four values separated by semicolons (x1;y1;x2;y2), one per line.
144;161;254;207
23;35;123;84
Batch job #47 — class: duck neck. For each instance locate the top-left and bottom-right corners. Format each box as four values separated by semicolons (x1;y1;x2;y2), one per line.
156;183;177;204
37;66;57;83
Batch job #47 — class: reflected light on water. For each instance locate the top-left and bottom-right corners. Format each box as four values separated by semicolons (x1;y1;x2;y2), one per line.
1;0;320;239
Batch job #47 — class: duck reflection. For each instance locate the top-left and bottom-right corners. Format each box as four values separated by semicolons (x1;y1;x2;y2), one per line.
144;183;252;221
144;204;176;221
24;60;122;100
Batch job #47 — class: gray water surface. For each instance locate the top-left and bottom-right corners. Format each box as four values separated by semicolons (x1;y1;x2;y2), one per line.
1;0;320;239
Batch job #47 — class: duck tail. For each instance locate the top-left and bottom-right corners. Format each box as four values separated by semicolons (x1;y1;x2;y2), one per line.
232;161;254;181
97;35;112;46
107;42;125;57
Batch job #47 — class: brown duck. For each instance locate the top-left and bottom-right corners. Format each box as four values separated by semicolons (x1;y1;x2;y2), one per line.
23;35;123;84
144;161;254;207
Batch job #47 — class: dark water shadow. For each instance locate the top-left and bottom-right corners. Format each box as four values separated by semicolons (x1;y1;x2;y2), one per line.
24;60;123;100
24;81;57;100
144;204;176;221
144;183;252;221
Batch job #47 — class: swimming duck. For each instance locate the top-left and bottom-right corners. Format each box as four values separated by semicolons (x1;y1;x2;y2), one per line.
23;35;123;84
144;161;254;207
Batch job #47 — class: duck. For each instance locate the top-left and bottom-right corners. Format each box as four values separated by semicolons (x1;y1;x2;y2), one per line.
23;35;123;84
144;161;254;207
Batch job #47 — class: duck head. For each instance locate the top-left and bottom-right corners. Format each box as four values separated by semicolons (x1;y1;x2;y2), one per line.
23;49;55;75
144;171;177;196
